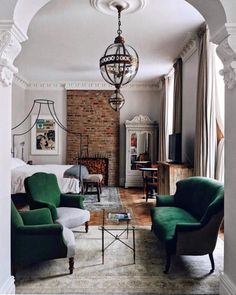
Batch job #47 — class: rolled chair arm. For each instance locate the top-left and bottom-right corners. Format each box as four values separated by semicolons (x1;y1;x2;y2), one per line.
17;224;63;235
20;208;54;225
156;195;175;207
60;193;85;209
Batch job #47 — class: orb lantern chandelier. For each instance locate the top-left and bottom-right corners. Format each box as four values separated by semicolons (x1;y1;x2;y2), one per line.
99;4;139;111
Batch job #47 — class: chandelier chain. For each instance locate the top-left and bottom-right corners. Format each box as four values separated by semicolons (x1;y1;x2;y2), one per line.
117;9;122;36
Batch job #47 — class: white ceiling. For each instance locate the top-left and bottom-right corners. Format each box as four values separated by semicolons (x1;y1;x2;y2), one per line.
15;0;204;83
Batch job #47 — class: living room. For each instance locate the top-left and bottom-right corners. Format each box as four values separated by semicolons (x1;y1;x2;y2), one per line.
1;0;236;294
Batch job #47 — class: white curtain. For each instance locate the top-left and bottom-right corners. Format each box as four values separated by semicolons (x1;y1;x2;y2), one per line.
194;26;217;178
158;70;174;161
158;78;168;161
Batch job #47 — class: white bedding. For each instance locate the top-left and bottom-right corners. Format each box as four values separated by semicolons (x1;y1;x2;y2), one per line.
11;164;80;194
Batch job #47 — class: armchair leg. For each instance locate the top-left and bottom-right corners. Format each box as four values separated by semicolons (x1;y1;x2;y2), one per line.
85;221;89;233
164;253;171;274
209;253;215;273
69;257;74;274
96;184;100;202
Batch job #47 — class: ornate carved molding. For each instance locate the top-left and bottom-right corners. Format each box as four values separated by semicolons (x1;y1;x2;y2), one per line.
180;35;198;62
125;114;157;126
0;24;24;87
27;81;65;90
217;37;236;90
90;0;148;15
213;23;236;90
13;74;29;89
65;81;112;90
25;80;160;91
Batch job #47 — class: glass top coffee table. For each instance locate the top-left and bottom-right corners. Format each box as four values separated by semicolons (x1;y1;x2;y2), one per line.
99;208;136;264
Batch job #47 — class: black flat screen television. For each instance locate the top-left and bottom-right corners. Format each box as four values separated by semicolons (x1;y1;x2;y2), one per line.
168;133;182;163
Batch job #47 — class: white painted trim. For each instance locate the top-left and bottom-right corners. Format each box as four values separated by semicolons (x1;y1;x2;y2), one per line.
65;81;112;90
90;0;148;16
220;272;236;295
22;80;161;91
211;25;228;45
0;276;15;294
180;35;198;63
13;73;29;89
27;81;65;90
0;20;28;43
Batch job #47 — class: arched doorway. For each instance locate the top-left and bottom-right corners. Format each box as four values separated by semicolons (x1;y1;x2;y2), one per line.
0;1;235;294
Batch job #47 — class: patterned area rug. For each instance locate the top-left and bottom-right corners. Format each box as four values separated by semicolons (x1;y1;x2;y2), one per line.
83;187;122;211
15;226;223;294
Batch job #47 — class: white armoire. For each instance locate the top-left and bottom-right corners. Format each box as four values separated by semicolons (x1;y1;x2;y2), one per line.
125;115;158;188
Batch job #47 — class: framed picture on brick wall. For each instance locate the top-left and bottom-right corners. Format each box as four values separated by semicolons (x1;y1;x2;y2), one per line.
31;115;59;155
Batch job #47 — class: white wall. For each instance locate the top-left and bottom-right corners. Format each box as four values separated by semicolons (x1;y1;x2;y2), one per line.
0;85;15;294
11;88;67;164
220;86;236;294
119;88;161;185
11;86;161;175
12;83;26;158
182;49;199;166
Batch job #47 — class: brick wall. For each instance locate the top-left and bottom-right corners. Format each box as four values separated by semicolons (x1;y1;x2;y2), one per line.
66;90;120;186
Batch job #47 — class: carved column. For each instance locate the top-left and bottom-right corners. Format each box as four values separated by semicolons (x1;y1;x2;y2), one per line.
216;25;236;89
0;23;26;86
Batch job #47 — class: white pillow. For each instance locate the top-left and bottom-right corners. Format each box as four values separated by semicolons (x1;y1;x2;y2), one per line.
11;158;27;170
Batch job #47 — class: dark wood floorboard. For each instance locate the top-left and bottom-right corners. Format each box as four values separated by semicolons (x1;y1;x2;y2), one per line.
90;187;156;226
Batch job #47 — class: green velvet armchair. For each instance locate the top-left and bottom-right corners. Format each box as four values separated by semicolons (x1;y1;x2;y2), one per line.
24;172;90;232
11;201;75;274
151;177;224;274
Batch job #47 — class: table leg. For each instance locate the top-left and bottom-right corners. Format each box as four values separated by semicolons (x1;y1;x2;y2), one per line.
127;221;129;239
133;226;135;264
102;226;104;264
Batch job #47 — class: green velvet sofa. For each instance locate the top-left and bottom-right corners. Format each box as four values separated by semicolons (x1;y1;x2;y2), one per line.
150;176;224;274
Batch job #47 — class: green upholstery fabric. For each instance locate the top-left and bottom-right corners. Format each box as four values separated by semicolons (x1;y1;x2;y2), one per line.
11;201;68;267
24;172;86;221
25;172;61;207
156;195;175;207
151;207;198;242
151;176;224;271
60;193;85;209
20;208;54;225
174;177;223;220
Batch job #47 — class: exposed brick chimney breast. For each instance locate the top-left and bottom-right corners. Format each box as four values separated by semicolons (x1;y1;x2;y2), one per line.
66;90;119;186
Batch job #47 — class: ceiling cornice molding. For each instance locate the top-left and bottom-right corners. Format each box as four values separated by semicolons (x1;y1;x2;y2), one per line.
180;34;198;63
27;81;65;90
13;73;29;89
65;80;161;91
65;81;112;90
21;80;160;91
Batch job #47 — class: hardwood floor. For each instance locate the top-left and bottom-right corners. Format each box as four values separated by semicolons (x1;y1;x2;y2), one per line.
89;187;156;226
90;187;224;241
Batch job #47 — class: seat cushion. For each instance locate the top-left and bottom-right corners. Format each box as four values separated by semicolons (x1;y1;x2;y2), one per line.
62;226;76;258
56;207;90;229
151;207;198;242
83;174;103;183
